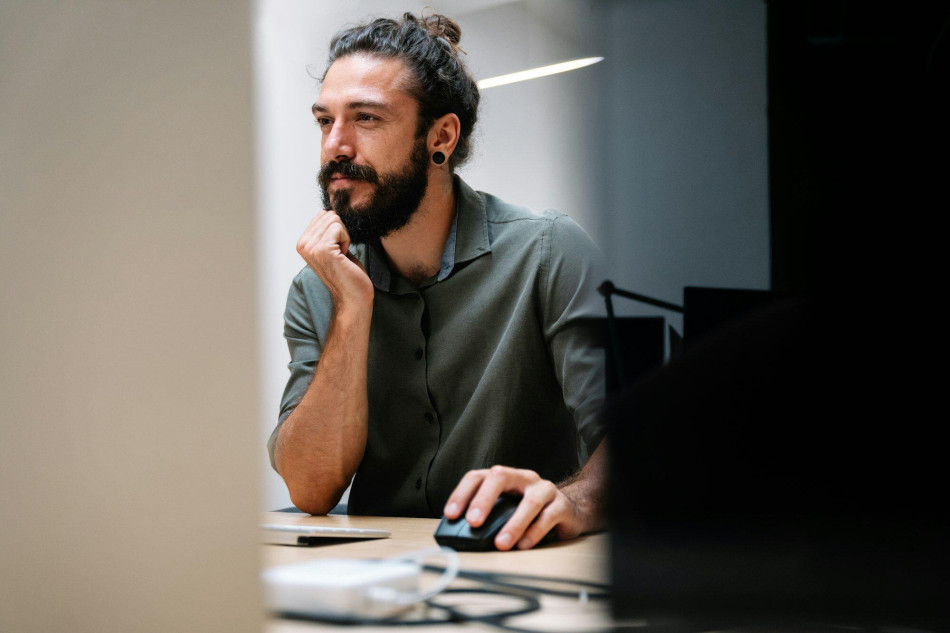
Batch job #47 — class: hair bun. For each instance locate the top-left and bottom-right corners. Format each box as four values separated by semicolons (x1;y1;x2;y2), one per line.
420;12;463;49
330;12;480;169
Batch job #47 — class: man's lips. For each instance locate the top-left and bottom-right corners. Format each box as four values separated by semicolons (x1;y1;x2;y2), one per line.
330;175;363;185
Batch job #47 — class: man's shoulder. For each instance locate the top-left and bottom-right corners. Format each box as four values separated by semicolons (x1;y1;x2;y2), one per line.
480;191;558;226
477;190;597;254
473;187;605;317
477;191;587;242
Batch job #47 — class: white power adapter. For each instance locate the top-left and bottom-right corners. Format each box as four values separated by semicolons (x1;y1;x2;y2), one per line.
263;548;459;621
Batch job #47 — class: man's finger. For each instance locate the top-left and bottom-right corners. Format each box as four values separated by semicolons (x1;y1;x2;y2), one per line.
297;210;337;255
320;221;351;257
301;209;335;239
517;496;570;550
327;213;351;255
466;466;537;528
493;480;557;551
443;469;488;519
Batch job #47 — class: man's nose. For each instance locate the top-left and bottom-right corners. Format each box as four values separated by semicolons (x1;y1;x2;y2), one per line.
323;121;355;162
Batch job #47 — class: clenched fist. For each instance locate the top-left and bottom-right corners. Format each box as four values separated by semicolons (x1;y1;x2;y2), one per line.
296;209;374;310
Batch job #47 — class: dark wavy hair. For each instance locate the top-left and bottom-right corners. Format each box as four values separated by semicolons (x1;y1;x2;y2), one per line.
324;12;480;171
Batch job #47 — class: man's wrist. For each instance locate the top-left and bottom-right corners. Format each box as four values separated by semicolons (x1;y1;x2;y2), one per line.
561;482;605;534
333;298;373;329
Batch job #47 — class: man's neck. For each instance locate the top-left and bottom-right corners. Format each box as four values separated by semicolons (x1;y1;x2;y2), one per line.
380;172;456;286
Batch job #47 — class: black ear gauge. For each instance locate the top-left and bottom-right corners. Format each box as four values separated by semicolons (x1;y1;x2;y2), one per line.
432;151;446;165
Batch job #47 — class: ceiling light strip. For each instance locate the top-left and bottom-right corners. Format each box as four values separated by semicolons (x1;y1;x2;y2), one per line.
476;57;604;90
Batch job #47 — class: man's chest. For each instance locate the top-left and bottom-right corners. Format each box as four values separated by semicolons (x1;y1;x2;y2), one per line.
366;258;547;403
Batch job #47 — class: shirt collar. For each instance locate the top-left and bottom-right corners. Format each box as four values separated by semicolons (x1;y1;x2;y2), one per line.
436;212;458;282
452;175;492;265
365;175;491;293
366;241;392;291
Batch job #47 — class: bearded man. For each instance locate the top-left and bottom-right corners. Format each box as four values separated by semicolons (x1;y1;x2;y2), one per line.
268;12;607;551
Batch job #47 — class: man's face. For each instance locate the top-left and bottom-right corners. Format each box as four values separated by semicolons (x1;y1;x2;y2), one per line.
314;54;429;244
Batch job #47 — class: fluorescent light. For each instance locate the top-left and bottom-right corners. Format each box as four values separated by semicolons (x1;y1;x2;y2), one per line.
476;57;604;90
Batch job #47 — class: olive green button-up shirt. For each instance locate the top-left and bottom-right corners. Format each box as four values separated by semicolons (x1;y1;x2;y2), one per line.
269;177;605;517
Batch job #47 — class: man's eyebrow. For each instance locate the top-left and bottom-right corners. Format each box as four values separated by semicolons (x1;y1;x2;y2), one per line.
312;100;393;115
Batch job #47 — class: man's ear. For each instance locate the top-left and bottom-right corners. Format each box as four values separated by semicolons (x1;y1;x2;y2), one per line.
428;113;461;163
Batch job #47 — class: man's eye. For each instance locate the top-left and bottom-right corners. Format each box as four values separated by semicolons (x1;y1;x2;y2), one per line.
356;113;378;122
315;118;332;128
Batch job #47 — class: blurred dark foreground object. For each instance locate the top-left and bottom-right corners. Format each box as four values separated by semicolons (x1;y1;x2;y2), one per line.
606;0;950;626
608;293;949;629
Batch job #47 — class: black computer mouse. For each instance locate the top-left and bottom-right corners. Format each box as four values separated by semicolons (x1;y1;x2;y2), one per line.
434;494;555;551
434;494;521;551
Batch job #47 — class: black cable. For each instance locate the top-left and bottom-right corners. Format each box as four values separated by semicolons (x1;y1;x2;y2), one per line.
271;566;610;628
422;564;612;600
463;568;611;592
428;588;542;622
426;568;614;633
432;588;618;633
271;587;541;627
273;609;452;626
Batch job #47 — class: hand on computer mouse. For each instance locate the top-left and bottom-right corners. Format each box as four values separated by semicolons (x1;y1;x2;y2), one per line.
434;494;535;551
441;466;587;551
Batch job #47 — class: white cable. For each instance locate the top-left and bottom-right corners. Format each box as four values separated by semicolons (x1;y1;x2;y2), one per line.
367;547;460;606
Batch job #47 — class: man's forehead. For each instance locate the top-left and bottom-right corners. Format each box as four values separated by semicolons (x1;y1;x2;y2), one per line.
316;54;415;110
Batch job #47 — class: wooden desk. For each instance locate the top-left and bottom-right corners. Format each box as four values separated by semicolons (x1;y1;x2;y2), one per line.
262;511;614;632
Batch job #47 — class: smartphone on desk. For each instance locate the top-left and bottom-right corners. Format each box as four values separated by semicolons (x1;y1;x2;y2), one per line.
260;523;390;546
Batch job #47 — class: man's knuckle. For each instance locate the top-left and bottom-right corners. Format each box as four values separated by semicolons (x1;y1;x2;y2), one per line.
489;465;508;477
520;468;541;482
547;497;570;518
463;469;485;483
524;489;546;507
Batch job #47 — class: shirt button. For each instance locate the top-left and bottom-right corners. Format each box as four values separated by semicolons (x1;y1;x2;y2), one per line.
414;477;422;490
424;412;434;423
414;347;424;360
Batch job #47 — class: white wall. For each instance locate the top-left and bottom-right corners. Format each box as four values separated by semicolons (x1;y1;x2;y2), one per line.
0;3;261;632
255;0;768;511
456;1;604;233
592;0;770;329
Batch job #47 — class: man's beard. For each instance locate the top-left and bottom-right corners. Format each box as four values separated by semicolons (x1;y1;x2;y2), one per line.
318;138;429;245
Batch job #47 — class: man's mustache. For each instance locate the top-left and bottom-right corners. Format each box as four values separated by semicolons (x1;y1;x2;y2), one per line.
318;161;379;188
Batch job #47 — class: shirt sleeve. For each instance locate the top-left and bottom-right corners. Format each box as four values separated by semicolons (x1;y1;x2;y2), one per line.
267;269;332;472
539;213;608;457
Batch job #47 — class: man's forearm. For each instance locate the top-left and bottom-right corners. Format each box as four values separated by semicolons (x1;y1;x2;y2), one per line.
274;305;371;514
558;440;608;533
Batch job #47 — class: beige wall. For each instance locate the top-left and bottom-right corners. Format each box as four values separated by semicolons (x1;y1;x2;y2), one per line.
0;2;261;632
